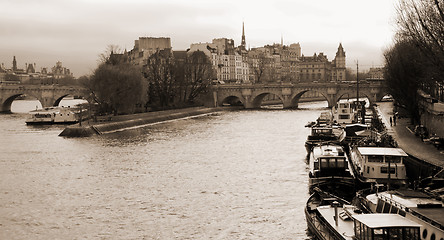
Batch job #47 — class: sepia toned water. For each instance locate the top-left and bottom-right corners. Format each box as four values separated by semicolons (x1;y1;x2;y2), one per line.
0;100;327;239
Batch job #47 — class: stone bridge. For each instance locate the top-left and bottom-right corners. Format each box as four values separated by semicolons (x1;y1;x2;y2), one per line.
211;80;388;109
0;83;90;112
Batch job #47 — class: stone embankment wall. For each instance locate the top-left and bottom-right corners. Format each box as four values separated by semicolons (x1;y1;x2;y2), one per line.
59;107;221;137
419;90;444;137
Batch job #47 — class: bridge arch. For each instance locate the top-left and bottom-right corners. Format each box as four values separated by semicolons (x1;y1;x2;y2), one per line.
220;95;245;107
251;92;283;109
376;91;392;102
1;93;42;113
290;89;330;108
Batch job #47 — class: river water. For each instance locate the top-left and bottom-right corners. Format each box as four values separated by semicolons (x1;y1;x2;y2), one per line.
0;100;328;239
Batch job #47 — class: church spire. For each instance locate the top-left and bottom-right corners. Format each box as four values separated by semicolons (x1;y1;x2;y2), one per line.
241;22;246;50
12;56;17;71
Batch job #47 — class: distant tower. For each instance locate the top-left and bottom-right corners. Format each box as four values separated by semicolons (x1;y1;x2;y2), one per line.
333;43;346;81
335;43;346;68
241;22;246;50
12;56;17;71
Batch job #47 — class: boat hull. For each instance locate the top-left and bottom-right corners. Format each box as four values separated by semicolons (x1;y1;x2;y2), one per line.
305;189;352;240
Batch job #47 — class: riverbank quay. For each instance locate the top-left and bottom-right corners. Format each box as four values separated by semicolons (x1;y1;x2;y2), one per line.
376;102;444;180
59;106;225;137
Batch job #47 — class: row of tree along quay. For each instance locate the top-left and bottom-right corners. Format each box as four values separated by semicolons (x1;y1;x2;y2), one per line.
78;45;215;118
383;0;443;129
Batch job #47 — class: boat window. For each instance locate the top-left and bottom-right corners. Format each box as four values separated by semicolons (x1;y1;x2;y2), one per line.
399;209;406;217
339;114;349;119
385;155;402;163
405;228;419;240
354;220;362;239
373;228;384;240
314;161;319;170
380;167;396;174
367;155;383;162
387;228;402;240
382;201;391;213
314;129;332;134
329;159;337;168
376;199;384;213
390;206;399;214
337;158;345;168
320;158;329;168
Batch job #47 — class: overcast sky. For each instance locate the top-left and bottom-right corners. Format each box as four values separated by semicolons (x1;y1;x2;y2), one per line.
1;0;398;77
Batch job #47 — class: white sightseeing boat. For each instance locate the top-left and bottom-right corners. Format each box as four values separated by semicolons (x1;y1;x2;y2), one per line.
26;106;85;125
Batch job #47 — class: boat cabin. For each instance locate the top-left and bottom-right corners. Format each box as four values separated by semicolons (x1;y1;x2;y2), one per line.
353;214;421;240
310;145;350;178
332;101;357;124
351;147;408;183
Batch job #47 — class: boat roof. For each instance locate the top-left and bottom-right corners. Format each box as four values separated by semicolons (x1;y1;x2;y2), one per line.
352;214;421;228
345;123;367;128
313;145;346;158
356;147;408;156
30;106;75;114
377;190;444;227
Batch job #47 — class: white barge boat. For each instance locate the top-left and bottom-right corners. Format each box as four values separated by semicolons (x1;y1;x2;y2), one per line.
358;189;444;240
305;188;421;240
349;146;408;187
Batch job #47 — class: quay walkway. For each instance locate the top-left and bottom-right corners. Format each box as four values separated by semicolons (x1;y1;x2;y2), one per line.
376;102;444;169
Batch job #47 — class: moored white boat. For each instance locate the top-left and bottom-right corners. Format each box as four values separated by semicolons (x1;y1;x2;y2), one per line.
349;146;408;187
357;189;444;240
309;144;354;190
305;125;345;154
305;188;421;240
332;101;357;125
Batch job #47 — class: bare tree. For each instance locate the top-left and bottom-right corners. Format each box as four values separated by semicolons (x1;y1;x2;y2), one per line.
249;52;267;83
143;49;177;108
384;40;425;124
396;0;444;81
98;44;123;64
182;51;215;103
